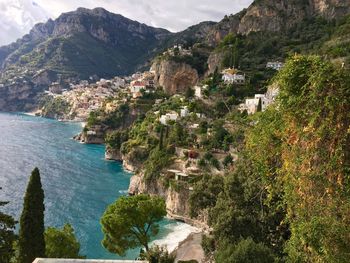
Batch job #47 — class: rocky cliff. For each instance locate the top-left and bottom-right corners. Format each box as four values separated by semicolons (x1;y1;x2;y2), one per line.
207;0;350;45
152;59;199;95
129;174;190;218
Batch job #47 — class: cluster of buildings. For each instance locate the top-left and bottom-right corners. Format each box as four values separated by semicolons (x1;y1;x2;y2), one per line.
129;71;156;98
239;87;279;115
163;44;192;57
43;69;158;120
158;105;205;126
221;68;246;84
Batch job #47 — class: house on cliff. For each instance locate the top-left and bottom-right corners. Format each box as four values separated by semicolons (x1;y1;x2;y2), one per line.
222;68;245;84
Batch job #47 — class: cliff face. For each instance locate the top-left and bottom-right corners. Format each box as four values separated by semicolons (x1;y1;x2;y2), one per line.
207;0;350;44
152;59;199;95
129;174;191;218
207;52;226;75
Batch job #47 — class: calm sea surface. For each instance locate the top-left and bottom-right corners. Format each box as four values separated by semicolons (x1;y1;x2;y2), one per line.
0;112;194;259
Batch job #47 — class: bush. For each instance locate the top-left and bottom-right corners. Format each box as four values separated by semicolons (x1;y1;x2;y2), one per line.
215;238;276;263
140;245;175;263
202;235;216;255
223;155;234;167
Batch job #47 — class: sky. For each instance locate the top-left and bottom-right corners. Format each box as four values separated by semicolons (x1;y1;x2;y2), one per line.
0;0;253;46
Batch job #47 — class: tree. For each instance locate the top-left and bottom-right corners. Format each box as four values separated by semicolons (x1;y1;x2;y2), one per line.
140;245;175;263
185;87;195;98
256;98;262;112
215;238;276;263
45;224;84;258
0;188;17;263
18;167;45;263
101;194;166;256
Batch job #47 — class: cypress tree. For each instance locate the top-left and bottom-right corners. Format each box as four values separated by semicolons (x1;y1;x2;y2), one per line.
257;98;262;112
18;168;45;263
159;125;164;150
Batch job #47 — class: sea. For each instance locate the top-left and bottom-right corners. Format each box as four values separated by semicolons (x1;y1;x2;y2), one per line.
0;112;197;259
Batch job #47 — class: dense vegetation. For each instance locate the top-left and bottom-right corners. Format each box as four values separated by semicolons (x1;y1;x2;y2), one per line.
0;188;17;263
191;55;350;262
101;194;166;255
45;224;85;259
2;168;84;262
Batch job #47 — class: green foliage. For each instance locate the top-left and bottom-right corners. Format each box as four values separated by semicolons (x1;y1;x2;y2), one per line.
215;238;276;263
87;103;130;129
207;55;350;262
185;87;195;98
144;148;172;181
0;188;17;263
19;168;46;263
223;154;234;167
201;235;216;256
45;224;84;259
40;97;70;118
170;47;210;75
189;175;224;218
276;55;350;262
210;121;232;150
101;194;166;256
209;107;288;258
140;245;175;263
105;130;129;150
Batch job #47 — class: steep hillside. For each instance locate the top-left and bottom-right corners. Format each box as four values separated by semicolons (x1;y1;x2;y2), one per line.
0;7;171;79
207;0;350;45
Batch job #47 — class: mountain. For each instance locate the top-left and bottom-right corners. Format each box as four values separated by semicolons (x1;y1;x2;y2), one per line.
0;7;171;79
0;0;349;111
207;0;350;44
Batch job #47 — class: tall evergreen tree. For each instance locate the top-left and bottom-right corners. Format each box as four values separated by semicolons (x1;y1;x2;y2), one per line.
0;188;17;263
18;168;45;263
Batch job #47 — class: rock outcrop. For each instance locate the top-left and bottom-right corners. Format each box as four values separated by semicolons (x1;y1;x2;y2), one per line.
128;174;191;218
105;147;123;161
152;59;199;95
207;52;226;75
207;0;350;45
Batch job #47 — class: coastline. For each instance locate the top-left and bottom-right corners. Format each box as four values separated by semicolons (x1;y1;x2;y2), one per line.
22;112;204;259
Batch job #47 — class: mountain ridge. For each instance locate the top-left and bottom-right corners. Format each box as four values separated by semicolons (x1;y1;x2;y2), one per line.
0;0;349;111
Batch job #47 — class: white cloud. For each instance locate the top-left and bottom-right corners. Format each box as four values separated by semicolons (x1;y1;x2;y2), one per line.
0;0;253;46
0;0;49;45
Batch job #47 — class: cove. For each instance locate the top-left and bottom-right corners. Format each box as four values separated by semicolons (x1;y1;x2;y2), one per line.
0;112;194;259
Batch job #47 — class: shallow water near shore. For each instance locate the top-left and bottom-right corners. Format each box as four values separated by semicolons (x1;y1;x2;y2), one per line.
0;112;195;259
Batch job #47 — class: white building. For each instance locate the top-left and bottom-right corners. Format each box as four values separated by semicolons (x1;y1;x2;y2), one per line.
160;112;179;125
266;61;284;71
222;69;246;84
130;81;146;98
245;98;261;115
195;86;203;98
180;106;189;117
239;88;280;115
130;81;146;93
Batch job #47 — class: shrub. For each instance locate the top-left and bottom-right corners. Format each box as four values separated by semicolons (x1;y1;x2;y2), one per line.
215;238;276;263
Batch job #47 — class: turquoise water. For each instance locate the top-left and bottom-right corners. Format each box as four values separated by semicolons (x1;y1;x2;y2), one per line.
0;112;190;259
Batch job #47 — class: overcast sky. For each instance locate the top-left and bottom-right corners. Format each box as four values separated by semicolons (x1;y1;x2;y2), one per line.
0;0;253;46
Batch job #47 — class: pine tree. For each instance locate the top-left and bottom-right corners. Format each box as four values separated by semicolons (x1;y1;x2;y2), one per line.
18;168;45;263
